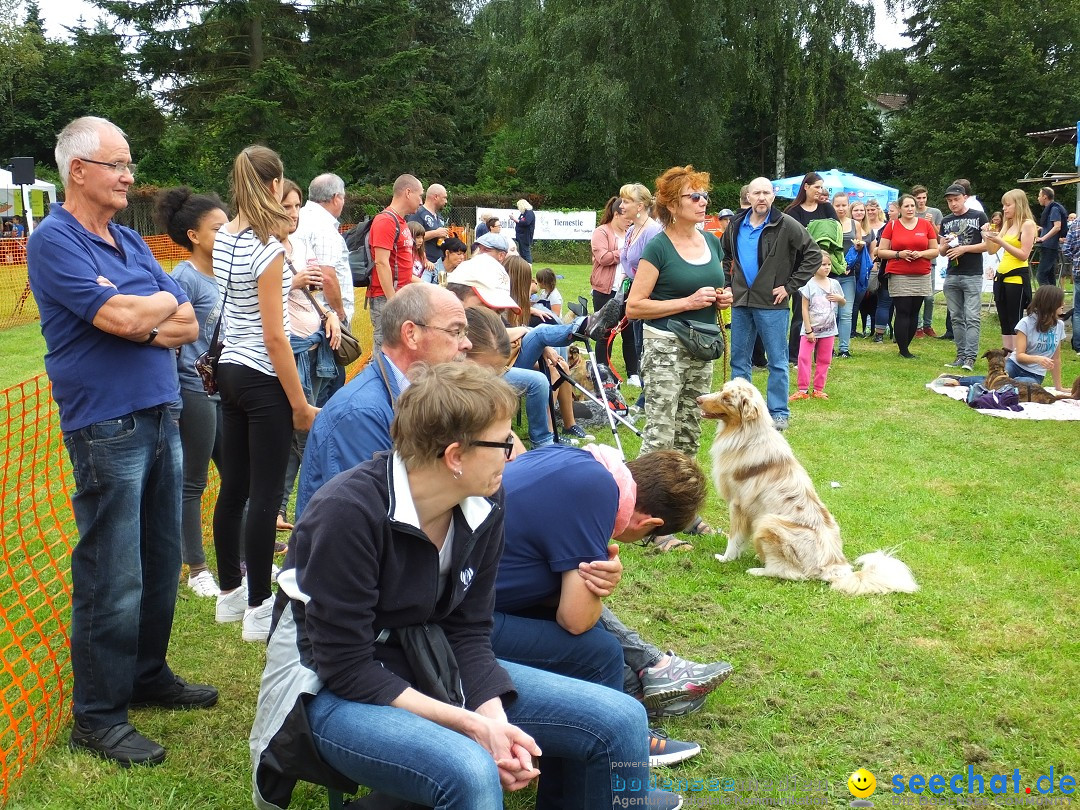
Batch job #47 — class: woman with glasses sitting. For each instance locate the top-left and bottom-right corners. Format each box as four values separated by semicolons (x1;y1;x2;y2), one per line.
251;362;679;810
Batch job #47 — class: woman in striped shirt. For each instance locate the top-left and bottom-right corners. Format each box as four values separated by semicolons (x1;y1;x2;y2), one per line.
212;145;318;644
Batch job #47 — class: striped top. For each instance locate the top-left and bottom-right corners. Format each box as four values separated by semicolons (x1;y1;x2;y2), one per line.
213;226;289;376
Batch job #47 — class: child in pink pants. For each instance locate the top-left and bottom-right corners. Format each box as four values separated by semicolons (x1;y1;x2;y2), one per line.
791;252;846;400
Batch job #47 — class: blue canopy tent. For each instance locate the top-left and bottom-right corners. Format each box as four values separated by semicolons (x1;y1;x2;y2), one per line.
770;169;899;206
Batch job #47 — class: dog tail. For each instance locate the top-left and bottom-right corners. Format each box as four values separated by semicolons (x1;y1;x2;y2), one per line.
828;550;918;595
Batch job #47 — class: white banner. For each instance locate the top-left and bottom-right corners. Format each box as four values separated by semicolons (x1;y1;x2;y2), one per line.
474;208;597;241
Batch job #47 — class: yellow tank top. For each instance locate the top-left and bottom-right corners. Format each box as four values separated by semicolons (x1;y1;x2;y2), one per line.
997;234;1027;284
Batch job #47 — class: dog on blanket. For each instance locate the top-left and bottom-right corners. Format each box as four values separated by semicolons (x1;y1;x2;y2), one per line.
697;379;918;595
982;348;1073;403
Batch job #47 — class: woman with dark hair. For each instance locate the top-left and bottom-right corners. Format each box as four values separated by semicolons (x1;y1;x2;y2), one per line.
876;194;939;358
251;362;679;810
155;187;228;598
212;146;318;643
1007;285;1065;389
783;172;838;361
589;197;631;372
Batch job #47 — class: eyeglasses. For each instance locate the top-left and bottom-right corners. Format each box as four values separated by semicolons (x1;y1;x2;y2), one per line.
78;158;137;177
681;192;709;203
438;433;516;460
414;322;469;340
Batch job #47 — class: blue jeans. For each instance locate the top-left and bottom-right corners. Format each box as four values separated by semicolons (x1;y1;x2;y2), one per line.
62;405;182;728
731;306;791;420
307;660;650;810
874;277;893;334
504;366;553;446
942;274;983;363
836;274;856;353
492;612;623;690
515;323;576;370
1005;357;1044;384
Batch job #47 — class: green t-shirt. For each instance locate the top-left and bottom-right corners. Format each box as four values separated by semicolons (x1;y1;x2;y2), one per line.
640;230;726;331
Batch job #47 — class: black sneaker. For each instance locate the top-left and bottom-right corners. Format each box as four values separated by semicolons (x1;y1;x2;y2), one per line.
937;332;954;340
838;350;852;358
131;676;218;710
70;720;166;767
872;334;884;343
584;297;622;341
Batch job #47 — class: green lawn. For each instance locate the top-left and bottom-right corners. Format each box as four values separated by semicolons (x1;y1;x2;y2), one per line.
2;266;1079;808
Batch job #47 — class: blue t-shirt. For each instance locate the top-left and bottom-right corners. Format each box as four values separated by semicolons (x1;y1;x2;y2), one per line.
27;203;188;432
171;260;222;397
737;214;767;289
494;446;618;614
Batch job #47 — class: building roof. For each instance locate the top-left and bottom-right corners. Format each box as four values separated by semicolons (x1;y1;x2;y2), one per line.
871;93;908;112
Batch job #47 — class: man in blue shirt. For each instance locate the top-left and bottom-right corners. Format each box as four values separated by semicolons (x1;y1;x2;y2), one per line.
27;116;214;767
720;177;821;431
296;283;471;518
1036;187;1067;287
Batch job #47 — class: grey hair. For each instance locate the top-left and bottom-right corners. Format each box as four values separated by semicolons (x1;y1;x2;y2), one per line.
381;283;438;349
308;173;345;203
55;116;126;186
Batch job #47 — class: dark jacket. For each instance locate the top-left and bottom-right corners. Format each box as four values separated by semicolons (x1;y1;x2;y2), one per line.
721;207;822;309
251;451;515;809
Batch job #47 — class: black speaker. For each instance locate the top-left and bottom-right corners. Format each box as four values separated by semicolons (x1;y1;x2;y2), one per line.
10;157;35;186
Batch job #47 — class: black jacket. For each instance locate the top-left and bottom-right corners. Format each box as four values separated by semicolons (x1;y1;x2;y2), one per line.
721;207;822;309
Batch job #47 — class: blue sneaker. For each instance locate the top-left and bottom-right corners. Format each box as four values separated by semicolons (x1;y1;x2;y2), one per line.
648;729;700;766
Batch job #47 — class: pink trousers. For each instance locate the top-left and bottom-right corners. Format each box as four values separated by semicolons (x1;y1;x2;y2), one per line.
797;335;834;392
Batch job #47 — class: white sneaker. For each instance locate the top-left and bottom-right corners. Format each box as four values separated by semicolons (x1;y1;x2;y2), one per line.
627;374;643;388
187;569;219;598
242;596;275;643
215;584;248;623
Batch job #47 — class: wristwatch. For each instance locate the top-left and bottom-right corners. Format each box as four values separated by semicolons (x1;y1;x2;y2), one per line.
143;327;159;345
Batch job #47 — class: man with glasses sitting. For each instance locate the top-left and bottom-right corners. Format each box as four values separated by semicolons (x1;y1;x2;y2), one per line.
296;283;471;519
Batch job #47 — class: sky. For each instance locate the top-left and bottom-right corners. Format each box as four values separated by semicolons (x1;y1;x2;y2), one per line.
35;0;912;50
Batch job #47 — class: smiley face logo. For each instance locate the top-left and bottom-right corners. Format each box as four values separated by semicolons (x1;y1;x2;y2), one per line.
848;768;877;799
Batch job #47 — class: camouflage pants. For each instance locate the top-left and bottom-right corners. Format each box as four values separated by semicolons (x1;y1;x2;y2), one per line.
639;333;712;457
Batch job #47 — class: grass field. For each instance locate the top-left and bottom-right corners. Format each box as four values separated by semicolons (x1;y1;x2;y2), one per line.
2;265;1079;808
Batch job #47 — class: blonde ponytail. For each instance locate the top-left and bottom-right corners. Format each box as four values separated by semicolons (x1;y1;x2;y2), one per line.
230;145;291;244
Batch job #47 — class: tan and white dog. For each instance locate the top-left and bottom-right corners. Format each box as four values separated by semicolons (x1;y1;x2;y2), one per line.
697;379;918;595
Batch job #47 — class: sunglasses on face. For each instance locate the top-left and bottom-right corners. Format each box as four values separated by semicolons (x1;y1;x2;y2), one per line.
681;192;709;203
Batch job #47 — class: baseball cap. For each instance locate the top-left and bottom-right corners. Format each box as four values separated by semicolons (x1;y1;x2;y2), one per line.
472;232;511;252
718;208;735;219
944;184;967;197
445;256;520;311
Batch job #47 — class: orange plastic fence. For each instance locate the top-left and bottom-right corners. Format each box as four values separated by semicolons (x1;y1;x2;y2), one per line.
0;374;76;803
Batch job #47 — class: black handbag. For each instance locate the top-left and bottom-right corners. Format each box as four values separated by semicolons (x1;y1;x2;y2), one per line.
193;228;247;395
668;317;726;361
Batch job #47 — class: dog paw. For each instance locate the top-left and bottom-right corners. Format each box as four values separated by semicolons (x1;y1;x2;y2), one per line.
746;567;768;576
714;553;735;563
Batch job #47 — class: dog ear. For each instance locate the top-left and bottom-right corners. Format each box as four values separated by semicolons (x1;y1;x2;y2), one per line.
740;391;761;423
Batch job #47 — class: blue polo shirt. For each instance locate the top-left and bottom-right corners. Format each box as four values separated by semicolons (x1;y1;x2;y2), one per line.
737;214;767;289
494;445;618;614
26;204;188;432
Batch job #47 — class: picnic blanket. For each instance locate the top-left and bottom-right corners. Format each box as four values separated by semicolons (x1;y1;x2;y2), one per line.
926;380;1080;420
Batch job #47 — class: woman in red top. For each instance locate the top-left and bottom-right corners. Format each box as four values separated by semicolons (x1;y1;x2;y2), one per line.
877;194;939;358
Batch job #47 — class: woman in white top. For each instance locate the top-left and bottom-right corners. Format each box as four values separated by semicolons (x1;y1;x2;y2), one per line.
212;145;318;644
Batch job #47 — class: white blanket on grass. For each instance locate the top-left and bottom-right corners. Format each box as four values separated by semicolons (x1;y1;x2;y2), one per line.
926;381;1080;420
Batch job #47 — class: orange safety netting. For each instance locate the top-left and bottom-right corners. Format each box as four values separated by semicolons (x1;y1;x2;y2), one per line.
0;374;75;803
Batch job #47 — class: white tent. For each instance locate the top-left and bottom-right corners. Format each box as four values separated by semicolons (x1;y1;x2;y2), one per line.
0;169;59;236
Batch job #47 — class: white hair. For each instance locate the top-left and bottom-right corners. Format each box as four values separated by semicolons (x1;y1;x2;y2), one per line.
55;116;126;186
308;173;345;203
516;199;532;212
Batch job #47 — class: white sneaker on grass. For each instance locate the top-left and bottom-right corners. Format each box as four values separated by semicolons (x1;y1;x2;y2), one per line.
187;569;219;598
242;596;275;643
215;584;247;623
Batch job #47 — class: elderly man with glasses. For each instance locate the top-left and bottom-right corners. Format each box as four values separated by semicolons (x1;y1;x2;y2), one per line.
26;116;216;767
295;283;471;519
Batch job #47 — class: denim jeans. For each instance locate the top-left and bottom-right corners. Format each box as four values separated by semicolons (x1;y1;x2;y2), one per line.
62;405;182;728
307;659;650;810
874;276;893;334
214;363;293;605
503;366;553;446
836;275;856;353
492;610;624;707
515;322;576;370
1005;356;1044;384
942;274;983;363
178;388;222;569
1036;249;1060;287
731;306;791;420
